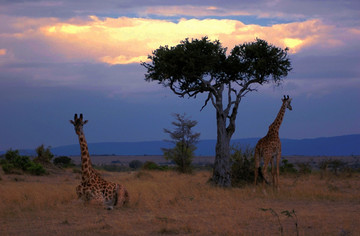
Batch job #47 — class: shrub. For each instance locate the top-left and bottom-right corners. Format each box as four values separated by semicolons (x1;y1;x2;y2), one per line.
231;144;255;187
280;159;297;174
328;159;346;175
53;156;74;168
142;161;160;170
13;155;32;171
1;149;46;175
34;144;54;163
319;159;349;176
129;160;143;170
27;162;46;175
5;149;20;162
2;162;15;174
142;161;168;171
297;162;312;175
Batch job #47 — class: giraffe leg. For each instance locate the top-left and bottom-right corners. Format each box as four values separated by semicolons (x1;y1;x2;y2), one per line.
76;185;83;199
254;149;260;187
102;186;117;210
91;192;106;208
262;155;271;195
116;185;130;207
276;152;281;191
271;156;277;190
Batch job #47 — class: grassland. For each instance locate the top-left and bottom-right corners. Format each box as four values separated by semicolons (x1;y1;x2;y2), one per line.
0;168;359;235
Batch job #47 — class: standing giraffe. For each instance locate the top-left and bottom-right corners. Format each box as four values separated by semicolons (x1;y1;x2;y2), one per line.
70;113;129;209
254;95;293;191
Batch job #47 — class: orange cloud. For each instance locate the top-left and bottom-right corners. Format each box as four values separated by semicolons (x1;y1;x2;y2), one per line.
41;16;238;64
0;49;6;56
2;15;347;65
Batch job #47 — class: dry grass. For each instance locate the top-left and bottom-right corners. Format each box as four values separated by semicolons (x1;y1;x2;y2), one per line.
0;169;359;235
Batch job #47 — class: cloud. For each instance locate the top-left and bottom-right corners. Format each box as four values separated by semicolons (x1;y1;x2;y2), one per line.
1;14;350;66
141;5;252;18
0;8;359;99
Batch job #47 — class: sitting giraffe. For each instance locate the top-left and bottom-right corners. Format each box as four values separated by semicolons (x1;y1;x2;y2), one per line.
254;95;293;191
70;114;129;209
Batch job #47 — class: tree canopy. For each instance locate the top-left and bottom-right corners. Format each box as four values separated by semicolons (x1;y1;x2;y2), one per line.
142;37;291;101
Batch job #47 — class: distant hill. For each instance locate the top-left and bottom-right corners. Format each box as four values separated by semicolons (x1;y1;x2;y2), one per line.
51;134;360;156
1;134;359;157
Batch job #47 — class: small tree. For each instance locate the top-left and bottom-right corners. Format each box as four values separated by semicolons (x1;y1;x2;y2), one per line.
162;113;200;173
34;144;54;163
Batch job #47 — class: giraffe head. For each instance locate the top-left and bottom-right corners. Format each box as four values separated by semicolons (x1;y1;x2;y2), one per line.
282;95;293;111
70;113;88;135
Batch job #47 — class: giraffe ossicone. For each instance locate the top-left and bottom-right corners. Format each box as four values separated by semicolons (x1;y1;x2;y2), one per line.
70;113;129;209
254;96;293;192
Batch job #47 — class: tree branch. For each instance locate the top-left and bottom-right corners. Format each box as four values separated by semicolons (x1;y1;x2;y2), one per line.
201;93;212;111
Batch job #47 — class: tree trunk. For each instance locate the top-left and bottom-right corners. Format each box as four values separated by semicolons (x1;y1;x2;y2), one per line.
211;112;232;187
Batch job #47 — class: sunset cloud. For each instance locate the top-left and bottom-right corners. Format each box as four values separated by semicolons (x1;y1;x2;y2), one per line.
0;49;6;56
7;16;344;65
1;13;358;68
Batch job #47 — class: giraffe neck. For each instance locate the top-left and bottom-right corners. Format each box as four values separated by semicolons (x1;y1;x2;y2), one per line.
268;102;287;135
77;132;93;180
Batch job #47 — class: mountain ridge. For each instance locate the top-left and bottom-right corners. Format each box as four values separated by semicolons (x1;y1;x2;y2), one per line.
3;134;358;157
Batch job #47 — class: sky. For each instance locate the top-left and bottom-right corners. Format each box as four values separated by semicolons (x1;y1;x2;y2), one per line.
0;0;359;151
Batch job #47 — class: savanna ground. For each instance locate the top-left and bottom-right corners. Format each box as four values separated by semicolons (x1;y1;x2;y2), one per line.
0;167;359;235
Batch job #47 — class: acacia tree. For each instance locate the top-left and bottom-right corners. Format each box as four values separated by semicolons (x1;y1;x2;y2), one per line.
142;37;291;187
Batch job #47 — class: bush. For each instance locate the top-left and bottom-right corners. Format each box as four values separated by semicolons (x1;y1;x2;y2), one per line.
2;162;15;174
142;161;168;171
5;149;20;162
34;144;54;163
328;159;346;175
280;159;297;174
129;160;143;170
142;161;160;170
53;156;74;168
13;155;32;171
231;144;255;187
297;162;312;175
1;149;46;175
319;159;350;176
27;162;46;175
